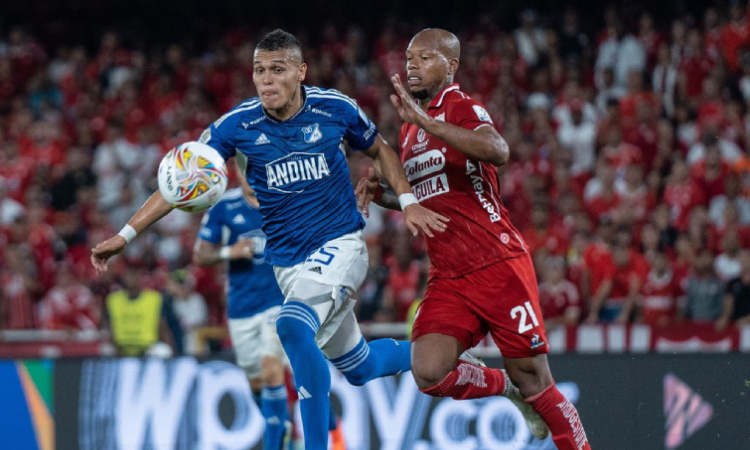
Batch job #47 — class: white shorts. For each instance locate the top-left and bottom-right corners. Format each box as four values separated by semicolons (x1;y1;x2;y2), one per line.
274;231;368;359
228;305;289;379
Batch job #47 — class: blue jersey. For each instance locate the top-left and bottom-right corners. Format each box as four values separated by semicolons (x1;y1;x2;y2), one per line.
199;86;378;266
198;188;284;319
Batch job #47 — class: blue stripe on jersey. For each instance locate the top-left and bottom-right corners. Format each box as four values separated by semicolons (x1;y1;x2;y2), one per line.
200;86;378;266
198;188;284;319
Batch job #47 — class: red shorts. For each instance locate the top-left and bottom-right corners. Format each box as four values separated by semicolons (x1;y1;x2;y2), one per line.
412;253;549;358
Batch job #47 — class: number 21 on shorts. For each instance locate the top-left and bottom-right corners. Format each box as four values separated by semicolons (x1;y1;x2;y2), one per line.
510;301;540;334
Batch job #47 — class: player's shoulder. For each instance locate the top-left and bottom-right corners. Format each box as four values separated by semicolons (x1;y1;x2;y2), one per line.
440;86;491;120
212;97;264;130
440;86;486;109
305;86;359;113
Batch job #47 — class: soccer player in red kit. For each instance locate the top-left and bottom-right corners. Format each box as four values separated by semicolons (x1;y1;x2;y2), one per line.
357;29;591;450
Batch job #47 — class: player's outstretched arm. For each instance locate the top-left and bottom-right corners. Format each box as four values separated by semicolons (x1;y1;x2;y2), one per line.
90;190;174;274
390;74;509;166
362;135;449;237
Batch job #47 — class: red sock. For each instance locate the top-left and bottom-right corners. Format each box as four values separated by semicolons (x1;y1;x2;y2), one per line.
420;360;506;400
526;384;591;450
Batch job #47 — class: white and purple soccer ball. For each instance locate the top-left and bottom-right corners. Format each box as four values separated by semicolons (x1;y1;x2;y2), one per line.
157;141;228;213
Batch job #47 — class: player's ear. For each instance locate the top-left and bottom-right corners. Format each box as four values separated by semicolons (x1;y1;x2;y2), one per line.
298;63;307;83
448;58;459;78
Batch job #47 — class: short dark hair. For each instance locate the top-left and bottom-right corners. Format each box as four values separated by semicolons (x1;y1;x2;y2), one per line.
256;29;302;59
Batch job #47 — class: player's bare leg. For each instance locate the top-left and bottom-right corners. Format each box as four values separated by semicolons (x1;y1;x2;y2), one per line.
504;354;591;450
412;333;548;440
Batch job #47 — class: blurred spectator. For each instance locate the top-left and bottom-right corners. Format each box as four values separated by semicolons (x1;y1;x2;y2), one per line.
683;250;726;324
652;43;678;117
663;157;706;231
638;251;680;327
558;9;588;60
0;244;39;329
709;175;750;227
105;264;173;356
595;69;626;113
538;256;581;327
715;230;742;281
382;231;424;322
50;146;97;211
514;9;547;67
557;100;596;176
92;121;139;211
166;269;207;355
718;250;750;329
691;140;730;203
719;1;748;72
0;177;24;225
596;21;646;89
687;129;742;167
584;158;620;223
523;202;569;257
38;264;99;331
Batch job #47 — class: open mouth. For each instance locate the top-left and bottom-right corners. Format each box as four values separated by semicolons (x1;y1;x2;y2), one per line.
407;76;422;86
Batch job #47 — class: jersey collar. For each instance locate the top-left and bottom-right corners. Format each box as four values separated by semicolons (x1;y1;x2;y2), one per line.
428;83;460;109
262;86;309;123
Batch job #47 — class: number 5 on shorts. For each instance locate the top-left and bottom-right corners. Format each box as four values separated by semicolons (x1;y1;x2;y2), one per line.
510;301;540;334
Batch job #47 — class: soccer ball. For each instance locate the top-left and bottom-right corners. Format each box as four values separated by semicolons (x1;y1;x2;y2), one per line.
157;141;228;213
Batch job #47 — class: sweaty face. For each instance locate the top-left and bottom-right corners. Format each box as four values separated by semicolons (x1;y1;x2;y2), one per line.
404;41;451;100
252;49;305;114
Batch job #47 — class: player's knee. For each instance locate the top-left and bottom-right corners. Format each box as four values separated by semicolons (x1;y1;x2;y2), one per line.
275;314;309;348
261;356;286;386
275;301;319;346
341;361;373;387
412;359;454;391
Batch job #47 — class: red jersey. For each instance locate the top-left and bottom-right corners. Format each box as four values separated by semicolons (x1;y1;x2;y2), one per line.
538;280;581;321
583;242;615;298
641;269;680;325
610;251;649;300
399;84;526;278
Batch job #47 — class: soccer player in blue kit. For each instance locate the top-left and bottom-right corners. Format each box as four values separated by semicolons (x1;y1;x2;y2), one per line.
193;168;345;450
91;29;448;450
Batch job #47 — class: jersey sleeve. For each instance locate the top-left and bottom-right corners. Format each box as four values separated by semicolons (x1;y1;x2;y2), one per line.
343;99;379;151
198;203;224;244
198;113;238;161
448;98;495;131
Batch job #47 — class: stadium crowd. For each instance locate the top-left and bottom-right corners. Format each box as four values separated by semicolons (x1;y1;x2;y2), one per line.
2;1;750;353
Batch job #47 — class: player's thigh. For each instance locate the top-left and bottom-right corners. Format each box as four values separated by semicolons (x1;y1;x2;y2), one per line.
470;254;549;359
411;277;485;387
319;308;363;360
259;306;289;368
228;314;264;379
411;333;464;389
276;231;368;334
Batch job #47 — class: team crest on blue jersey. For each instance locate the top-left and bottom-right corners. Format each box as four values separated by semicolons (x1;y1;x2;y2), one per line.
302;123;323;144
265;152;331;193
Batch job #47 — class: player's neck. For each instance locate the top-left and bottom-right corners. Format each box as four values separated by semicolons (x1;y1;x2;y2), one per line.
421;81;453;111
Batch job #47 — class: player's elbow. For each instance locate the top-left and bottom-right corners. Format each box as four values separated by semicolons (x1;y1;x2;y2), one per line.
485;139;509;166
